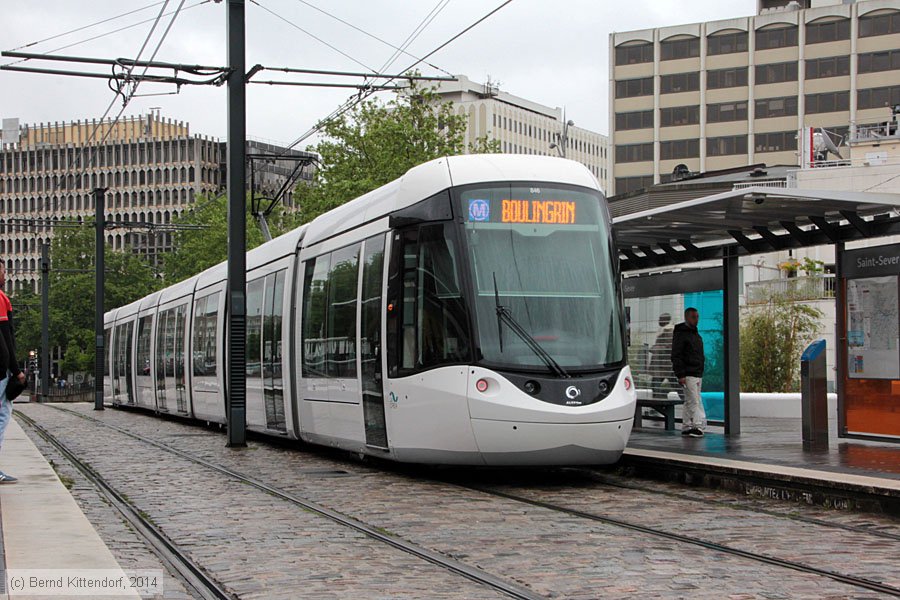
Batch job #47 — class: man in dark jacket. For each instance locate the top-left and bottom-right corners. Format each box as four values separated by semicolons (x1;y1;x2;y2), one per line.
671;307;706;437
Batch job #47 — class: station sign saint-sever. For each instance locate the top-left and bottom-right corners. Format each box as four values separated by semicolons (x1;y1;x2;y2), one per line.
841;242;900;278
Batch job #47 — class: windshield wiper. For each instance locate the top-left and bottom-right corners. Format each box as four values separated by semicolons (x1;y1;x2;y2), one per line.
492;272;569;378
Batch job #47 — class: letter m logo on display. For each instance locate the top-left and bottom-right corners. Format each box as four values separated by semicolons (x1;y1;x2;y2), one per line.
468;199;490;222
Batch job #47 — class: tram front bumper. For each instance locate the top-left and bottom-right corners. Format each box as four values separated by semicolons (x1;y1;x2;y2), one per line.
470;417;633;466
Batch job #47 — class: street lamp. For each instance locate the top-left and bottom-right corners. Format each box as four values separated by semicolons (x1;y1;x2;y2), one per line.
550;119;574;158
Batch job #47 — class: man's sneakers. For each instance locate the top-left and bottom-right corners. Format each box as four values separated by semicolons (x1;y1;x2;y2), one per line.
0;471;18;484
681;428;704;438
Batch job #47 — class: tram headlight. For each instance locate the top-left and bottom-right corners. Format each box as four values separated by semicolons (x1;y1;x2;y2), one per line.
523;380;540;395
475;378;489;393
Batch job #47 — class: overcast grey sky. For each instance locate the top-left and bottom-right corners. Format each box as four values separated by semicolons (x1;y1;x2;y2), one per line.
2;1;753;147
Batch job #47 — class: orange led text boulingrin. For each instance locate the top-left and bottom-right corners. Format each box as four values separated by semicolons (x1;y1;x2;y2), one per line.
500;199;576;224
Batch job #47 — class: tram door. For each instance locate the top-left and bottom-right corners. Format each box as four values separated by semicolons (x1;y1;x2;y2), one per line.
360;234;388;448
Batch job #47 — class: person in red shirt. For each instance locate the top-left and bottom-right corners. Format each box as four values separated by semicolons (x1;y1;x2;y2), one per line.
0;261;25;483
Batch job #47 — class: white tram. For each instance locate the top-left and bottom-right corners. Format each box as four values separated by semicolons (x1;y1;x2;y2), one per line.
104;155;637;465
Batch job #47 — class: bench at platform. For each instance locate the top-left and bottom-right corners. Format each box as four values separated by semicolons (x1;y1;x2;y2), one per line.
633;396;684;431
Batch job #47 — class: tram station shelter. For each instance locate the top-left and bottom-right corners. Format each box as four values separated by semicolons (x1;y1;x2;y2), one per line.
612;186;900;442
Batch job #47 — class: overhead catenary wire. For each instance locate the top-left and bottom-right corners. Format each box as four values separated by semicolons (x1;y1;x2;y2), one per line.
1;1;212;68
7;0;168;52
249;0;378;75
378;0;450;74
293;0;453;77
278;0;514;155
61;0;173;194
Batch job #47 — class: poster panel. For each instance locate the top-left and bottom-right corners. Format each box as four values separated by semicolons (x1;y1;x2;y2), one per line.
846;275;900;380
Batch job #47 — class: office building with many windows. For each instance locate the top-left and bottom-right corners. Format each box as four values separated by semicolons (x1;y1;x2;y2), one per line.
609;0;900;195
0;114;314;292
433;75;610;192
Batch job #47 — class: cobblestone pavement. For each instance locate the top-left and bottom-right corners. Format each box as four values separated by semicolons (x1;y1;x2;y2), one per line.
18;403;900;599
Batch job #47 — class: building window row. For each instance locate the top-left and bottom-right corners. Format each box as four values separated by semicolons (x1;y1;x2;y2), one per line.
859;12;900;38
0;138;215;175
615;76;654;98
805;55;850;79
660;138;699;160
707;31;748;55
756;61;798;85
660;37;700;61
707;66;748;89
805;19;850;44
756;26;798;50
755;96;798;119
858;50;900;74
755;131;797;153
615;42;654;66
615;110;654;131
805;90;850;114
858;85;900;110
660;71;700;94
0;166;208;195
615;175;654;195
660;106;700;127
614;13;900;68
707;101;748;123
615;143;654;163
707;135;748;157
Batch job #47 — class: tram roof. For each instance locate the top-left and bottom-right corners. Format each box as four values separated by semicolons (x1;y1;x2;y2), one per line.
612;186;900;271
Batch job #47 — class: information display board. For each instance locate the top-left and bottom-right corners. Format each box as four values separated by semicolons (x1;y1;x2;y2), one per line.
846;275;900;379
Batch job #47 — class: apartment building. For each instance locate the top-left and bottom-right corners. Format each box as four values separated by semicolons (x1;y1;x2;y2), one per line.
433;75;611;192
609;0;900;195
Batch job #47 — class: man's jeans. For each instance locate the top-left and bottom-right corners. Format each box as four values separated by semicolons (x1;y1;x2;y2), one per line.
0;372;11;451
682;375;706;432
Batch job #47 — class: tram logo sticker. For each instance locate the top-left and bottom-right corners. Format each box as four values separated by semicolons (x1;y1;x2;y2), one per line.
468;199;491;222
565;386;582;404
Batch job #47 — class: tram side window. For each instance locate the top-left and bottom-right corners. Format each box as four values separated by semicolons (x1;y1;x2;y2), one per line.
302;255;330;378
387;224;471;377
104;327;111;377
246;278;264;377
192;294;219;377
326;244;360;378
136;316;152;377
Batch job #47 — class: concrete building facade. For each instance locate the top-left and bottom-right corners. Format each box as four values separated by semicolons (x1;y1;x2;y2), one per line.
609;0;900;195
0;114;314;292
434;75;611;192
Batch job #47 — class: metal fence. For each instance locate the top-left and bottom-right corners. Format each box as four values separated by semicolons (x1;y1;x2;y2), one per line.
745;275;835;305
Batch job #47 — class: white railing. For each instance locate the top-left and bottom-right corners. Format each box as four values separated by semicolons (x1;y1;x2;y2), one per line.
745;274;835;305
732;180;788;190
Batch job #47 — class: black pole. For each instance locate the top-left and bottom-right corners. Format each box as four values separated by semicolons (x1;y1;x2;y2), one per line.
225;0;247;446
834;241;846;437
94;188;106;411
723;249;741;435
40;242;50;399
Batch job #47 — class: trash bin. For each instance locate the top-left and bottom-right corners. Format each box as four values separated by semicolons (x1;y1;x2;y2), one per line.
800;339;828;450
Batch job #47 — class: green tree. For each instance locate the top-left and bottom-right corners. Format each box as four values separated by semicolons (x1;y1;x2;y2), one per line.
162;193;301;283
12;221;161;377
740;294;823;393
296;78;500;224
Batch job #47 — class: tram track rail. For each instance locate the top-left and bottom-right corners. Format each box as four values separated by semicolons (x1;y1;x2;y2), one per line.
32;404;900;598
456;483;900;598
21;405;544;600
16;411;234;600
576;467;900;543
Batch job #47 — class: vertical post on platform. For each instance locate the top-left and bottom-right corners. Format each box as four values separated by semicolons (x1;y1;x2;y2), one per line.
94;188;106;410
40;242;50;399
225;0;247;447
834;241;845;437
723;249;741;435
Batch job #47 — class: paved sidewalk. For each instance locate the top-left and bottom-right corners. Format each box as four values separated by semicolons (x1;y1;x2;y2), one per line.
0;417;138;599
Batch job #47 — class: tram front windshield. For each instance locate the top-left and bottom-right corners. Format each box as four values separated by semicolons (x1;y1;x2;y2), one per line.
458;184;624;373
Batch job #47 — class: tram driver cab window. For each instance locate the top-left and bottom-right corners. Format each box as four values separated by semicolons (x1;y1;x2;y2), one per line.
387;223;471;377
